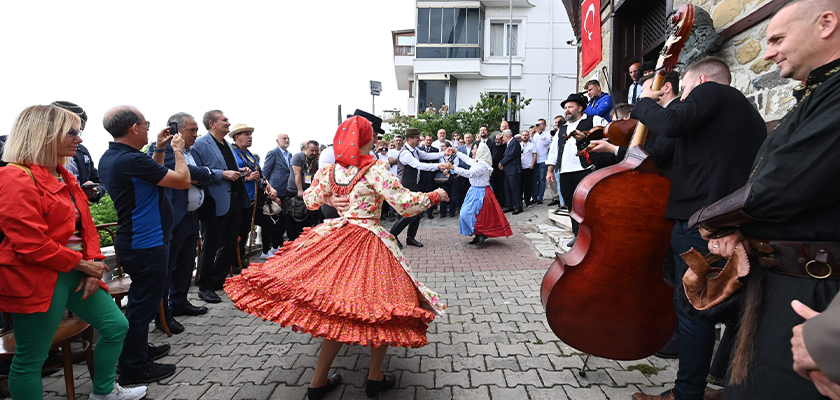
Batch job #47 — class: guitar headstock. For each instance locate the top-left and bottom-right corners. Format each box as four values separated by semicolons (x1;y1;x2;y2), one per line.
656;5;695;75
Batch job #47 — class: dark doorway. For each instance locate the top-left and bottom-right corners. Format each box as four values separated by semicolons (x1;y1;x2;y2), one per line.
611;0;670;103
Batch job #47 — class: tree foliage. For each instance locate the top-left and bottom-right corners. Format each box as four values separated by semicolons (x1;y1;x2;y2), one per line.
89;194;119;247
385;93;531;141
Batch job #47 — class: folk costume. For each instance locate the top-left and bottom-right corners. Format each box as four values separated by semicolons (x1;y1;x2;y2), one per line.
225;117;445;348
692;58;840;400
450;143;512;240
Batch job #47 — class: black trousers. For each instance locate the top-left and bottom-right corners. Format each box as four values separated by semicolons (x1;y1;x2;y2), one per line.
504;172;522;210
559;169;590;235
197;195;241;291
167;211;199;311
237;205;279;263
390;214;421;240
490;170;506;205
521;168;534;205
438;180;455;217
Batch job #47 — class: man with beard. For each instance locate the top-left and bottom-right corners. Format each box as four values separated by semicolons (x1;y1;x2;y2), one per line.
546;94;607;248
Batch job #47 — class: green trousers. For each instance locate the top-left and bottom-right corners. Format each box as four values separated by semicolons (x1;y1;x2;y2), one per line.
9;270;128;398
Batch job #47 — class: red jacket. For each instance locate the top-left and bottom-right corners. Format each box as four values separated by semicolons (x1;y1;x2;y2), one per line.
0;164;106;313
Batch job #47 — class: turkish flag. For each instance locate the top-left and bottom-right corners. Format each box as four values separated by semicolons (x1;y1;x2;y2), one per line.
581;0;602;77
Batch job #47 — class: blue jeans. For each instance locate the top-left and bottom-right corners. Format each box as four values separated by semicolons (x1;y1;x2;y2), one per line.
670;221;736;400
117;244;169;370
533;162;547;201
555;170;564;206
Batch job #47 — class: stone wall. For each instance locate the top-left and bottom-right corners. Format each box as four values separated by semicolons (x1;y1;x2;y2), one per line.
574;0;796;122
578;7;613;95
675;0;796;121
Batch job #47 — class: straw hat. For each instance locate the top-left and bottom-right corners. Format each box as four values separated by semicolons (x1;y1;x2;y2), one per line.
228;123;255;138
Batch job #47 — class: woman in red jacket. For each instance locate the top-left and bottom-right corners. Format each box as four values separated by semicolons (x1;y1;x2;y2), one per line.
0;105;145;400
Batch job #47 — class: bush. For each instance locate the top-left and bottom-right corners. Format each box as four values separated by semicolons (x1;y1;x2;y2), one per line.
387;92;532;140
89;194;118;247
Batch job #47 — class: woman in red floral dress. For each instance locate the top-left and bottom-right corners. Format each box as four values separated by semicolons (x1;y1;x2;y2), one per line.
224;116;448;399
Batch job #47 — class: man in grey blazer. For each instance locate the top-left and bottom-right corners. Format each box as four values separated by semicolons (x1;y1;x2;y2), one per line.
261;133;292;256
189;110;249;303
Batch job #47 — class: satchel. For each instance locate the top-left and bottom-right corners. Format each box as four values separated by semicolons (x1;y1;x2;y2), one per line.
283;196;308;222
433;170;453;184
263;198;282;216
678;244;751;321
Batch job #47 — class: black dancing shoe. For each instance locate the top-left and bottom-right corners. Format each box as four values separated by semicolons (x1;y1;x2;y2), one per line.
308;374;342;400
474;234;487;245
396;238;404;249
365;372;396;398
468;236;481;245
406;238;424;247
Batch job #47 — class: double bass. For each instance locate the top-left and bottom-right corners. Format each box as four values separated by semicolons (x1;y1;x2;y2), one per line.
540;5;695;361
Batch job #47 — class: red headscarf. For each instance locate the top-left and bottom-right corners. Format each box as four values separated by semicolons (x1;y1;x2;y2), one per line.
333;116;374;168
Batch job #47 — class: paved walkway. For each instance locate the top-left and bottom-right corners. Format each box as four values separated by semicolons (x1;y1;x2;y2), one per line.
31;205;679;400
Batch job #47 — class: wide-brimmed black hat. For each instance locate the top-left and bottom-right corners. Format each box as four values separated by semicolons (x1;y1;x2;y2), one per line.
561;93;588;109
353;109;385;134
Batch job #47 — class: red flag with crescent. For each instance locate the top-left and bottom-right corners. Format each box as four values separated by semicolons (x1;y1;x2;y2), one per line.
581;0;602;77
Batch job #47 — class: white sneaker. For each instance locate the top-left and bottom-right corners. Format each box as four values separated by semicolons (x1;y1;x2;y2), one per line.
269;247;278;255
89;383;147;400
260;252;271;260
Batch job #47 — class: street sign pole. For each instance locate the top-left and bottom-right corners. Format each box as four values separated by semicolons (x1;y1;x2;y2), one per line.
370;80;382;115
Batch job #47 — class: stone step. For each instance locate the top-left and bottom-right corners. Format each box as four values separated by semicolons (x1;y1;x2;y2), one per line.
547;209;573;230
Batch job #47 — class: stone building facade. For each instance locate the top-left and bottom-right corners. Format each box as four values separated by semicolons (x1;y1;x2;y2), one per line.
564;0;794;124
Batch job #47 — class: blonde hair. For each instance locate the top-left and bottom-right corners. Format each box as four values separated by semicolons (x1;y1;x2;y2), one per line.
2;105;81;167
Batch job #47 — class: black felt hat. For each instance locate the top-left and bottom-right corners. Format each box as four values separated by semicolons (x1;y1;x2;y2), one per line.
353;109;385;134
561;93;588;109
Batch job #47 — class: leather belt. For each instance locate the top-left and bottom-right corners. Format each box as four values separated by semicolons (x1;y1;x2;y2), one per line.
749;239;840;280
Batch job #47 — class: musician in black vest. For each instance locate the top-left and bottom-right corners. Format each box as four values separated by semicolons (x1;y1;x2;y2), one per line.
418;135;439;219
629;57;767;400
545;93;607;248
389;128;447;249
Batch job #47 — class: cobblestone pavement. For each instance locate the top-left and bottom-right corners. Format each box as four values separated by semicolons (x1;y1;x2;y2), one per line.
31;204;679;399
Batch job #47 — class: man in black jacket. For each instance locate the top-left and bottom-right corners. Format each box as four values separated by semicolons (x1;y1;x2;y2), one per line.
499;130;523;214
52;101;108;202
629;57;767;400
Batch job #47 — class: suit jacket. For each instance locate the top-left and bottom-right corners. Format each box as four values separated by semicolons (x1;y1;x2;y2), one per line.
263;146;291;197
147;143;213;226
190;134;243;216
72;144;107;202
804;291;840;384
631;82;766;220
499;139;522;176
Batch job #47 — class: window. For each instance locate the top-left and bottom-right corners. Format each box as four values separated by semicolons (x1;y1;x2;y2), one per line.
489;23;518;57
416;7;484;59
395;34;415;56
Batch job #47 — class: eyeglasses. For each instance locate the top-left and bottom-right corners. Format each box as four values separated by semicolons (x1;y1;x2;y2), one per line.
536;123;545;126
137;121;150;129
66;129;81;138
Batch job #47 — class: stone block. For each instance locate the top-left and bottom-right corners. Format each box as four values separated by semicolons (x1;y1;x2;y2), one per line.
489;385;529;399
564;385;608;400
712;0;743;29
435;370;470;388
416;386;453;400
751;58;774;74
399;371;435;388
504;369;543;387
421;355;453;372
736;39;761;64
527;385;570;400
452;386;492;400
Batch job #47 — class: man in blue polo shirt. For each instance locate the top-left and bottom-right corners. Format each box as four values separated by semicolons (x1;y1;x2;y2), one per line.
99;106;191;385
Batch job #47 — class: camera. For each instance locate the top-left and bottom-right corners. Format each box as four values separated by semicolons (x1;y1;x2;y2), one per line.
168;122;179;135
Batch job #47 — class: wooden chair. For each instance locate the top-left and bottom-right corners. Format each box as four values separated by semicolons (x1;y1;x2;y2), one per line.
0;312;94;400
96;223;172;337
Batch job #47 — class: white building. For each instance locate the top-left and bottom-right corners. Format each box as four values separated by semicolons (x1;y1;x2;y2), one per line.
392;0;579;128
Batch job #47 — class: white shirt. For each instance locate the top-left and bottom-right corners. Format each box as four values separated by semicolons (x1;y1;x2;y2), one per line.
398;143;445;183
387;148;401;176
628;81;641;104
318;146;335;170
520;141;536;170
184;148;205;211
452;153;491;187
532;130;553;163
546;114;608;174
431;140;448;149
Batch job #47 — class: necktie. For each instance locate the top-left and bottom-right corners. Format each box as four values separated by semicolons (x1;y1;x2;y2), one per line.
632;83;638;104
284;151;291;167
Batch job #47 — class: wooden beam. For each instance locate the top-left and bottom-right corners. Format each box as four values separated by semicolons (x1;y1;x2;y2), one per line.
719;0;787;42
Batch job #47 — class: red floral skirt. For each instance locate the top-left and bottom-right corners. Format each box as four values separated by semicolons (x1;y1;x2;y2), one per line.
224;224;434;348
